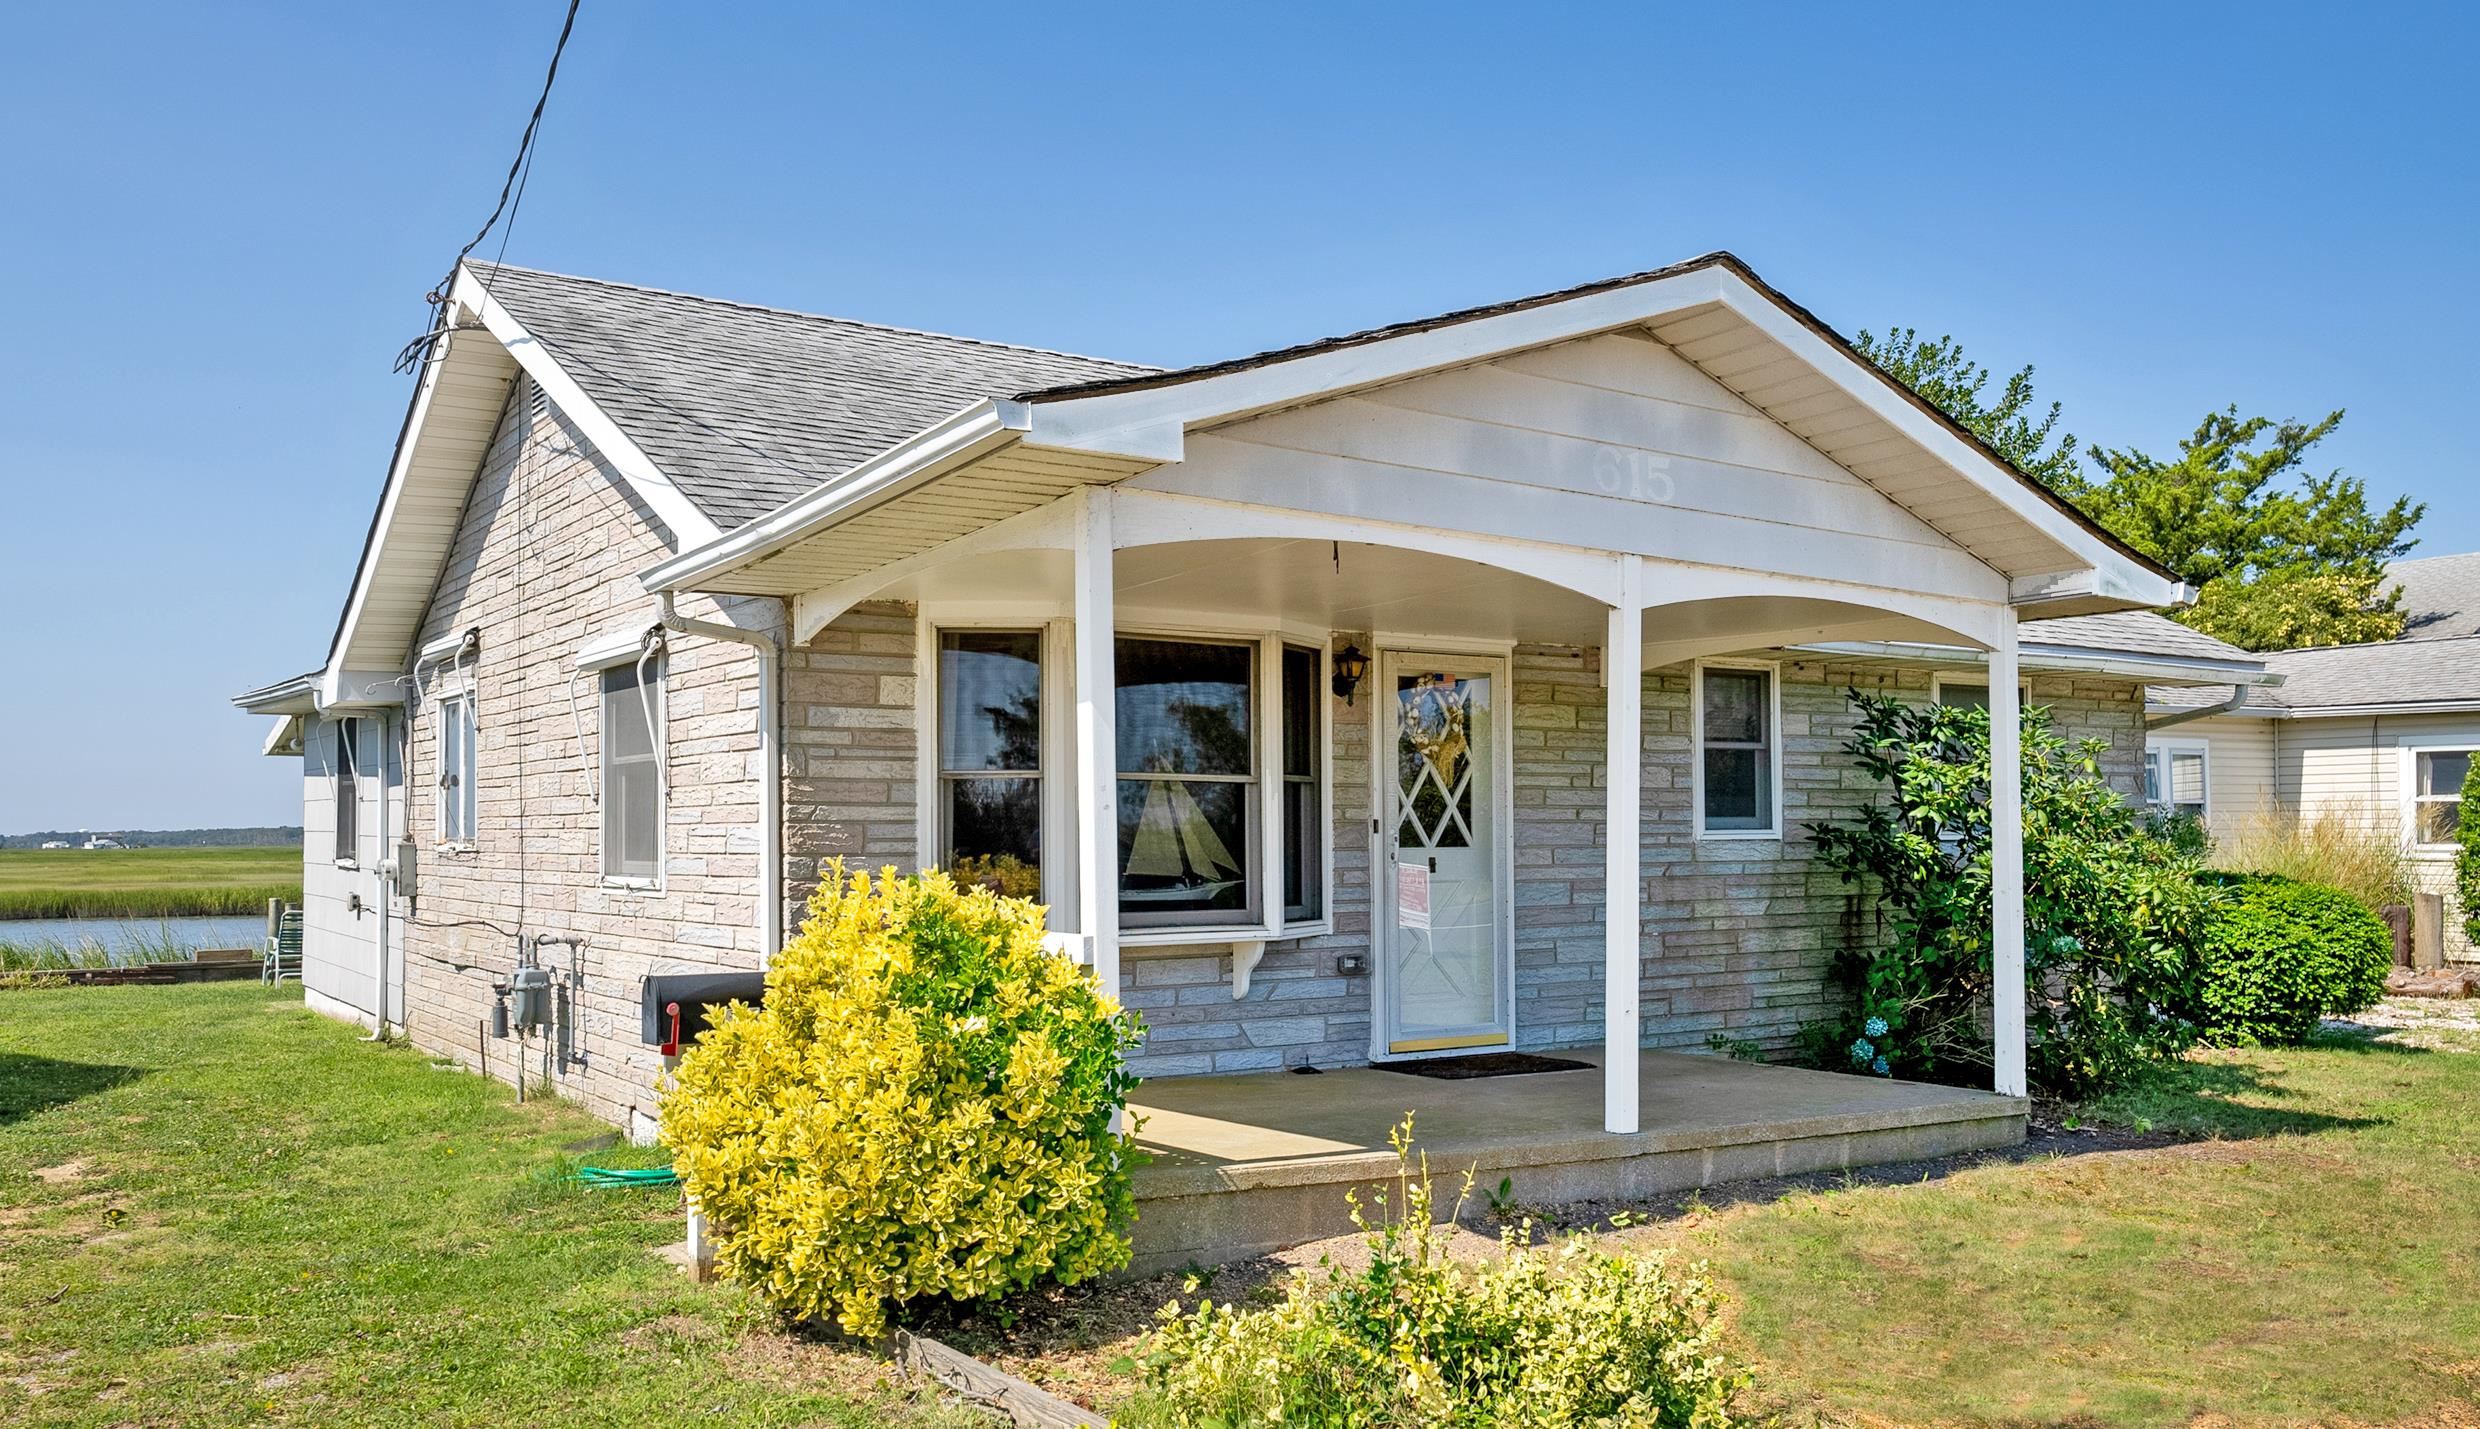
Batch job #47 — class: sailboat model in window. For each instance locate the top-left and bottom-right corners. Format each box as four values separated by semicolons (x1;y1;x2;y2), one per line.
1122;781;1245;904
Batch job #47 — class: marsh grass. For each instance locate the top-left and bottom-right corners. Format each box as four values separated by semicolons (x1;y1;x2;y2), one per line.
0;847;300;921
2209;803;2417;911
0;926;198;972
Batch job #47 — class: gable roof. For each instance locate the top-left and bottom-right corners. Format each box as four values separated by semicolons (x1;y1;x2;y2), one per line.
470;264;1152;529
2388;551;2480;642
1009;252;2179;592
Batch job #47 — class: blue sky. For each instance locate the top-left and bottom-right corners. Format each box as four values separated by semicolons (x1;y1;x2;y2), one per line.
2;2;2472;832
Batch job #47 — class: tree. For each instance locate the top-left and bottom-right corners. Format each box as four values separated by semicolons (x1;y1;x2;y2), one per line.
1852;328;2082;494
2079;409;2422;649
1855;326;2425;652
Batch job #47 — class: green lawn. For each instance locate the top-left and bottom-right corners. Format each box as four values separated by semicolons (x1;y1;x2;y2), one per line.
0;983;962;1427
8;983;2477;1427
0;847;302;920
1648;1023;2480;1425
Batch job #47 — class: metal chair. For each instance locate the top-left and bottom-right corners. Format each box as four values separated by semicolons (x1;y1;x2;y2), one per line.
264;907;304;984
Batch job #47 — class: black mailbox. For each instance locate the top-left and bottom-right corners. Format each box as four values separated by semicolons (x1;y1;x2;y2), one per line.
641;971;768;1053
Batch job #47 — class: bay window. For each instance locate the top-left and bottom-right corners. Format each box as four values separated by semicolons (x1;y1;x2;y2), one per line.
1117;637;1257;926
925;622;1328;937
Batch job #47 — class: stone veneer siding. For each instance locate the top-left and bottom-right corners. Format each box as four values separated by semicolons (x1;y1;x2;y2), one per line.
778;611;2146;1080
395;380;780;1135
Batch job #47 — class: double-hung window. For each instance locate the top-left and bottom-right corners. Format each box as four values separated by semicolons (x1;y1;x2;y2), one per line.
333;717;362;863
437;694;476;845
2410;748;2472;846
936;630;1045;896
2143;740;2209;822
1696;662;1778;836
600;660;664;882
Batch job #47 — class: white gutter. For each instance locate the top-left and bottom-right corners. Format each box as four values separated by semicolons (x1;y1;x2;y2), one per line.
656;593;784;958
639;400;1031;594
2146;684;2249;730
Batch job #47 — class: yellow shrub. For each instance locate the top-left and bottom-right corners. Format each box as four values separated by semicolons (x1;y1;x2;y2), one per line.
659;863;1146;1336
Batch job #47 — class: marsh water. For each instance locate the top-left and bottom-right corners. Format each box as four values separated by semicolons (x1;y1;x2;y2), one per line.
0;915;264;960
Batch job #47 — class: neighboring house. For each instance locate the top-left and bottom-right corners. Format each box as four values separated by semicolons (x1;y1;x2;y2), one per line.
236;252;2268;1153
2150;551;2480;962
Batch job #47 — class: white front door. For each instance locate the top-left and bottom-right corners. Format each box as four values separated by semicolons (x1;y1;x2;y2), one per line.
1377;653;1511;1055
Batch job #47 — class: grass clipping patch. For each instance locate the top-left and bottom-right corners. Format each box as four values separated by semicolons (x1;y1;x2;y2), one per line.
661;864;1145;1338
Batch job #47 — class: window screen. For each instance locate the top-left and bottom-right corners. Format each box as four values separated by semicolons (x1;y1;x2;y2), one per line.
601;662;662;880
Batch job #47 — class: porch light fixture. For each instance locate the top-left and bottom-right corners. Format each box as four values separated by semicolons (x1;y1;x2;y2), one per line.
1331;644;1369;705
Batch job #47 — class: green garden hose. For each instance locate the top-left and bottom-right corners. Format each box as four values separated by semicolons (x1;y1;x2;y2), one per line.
570;1165;680;1189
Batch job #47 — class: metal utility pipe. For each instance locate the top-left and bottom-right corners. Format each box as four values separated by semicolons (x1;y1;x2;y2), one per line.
657;592;784;959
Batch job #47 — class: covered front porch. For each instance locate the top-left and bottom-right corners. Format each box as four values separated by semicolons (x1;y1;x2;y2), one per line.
1125;1049;2027;1270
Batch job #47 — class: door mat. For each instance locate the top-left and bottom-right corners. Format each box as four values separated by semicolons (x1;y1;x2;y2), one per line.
1372;1051;1593;1080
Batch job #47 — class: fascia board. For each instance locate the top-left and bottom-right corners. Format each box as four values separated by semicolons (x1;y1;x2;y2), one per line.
637;400;1028;592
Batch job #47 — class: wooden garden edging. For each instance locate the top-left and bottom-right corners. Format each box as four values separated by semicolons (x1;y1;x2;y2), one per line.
885;1329;1105;1428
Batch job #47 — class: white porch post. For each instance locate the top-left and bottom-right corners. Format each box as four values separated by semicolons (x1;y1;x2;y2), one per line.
1989;622;2027;1098
1072;488;1121;1009
1603;557;1643;1134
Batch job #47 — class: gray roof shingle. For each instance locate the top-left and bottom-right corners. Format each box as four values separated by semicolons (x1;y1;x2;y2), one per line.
471;264;1155;530
2021;611;2255;664
2387;551;2480;642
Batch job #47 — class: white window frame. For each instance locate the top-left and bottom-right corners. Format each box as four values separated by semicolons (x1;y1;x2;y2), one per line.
436;691;477;849
915;608;1335;945
577;632;666;892
1692;658;1783;840
2143;737;2211;821
332;716;362;867
2398;739;2480;851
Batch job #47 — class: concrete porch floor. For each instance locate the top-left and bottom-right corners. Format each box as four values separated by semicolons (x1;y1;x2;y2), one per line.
1125;1050;2027;1270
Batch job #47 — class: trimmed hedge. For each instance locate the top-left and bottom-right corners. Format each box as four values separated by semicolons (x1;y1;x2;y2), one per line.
2189;873;2392;1046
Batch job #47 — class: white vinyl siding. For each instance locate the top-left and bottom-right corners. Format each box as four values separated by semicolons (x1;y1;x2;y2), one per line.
1142;331;2005;604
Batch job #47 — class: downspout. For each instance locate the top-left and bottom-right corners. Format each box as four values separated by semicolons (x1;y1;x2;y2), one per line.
657;592;783;959
2147;683;2249;730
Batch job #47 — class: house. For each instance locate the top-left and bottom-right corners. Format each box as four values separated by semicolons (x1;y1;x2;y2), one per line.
2150;551;2480;962
235;253;2274;1259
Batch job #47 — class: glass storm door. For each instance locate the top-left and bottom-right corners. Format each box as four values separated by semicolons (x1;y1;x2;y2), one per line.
1380;655;1509;1054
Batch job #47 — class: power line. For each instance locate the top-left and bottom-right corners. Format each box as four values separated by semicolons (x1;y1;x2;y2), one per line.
394;0;585;374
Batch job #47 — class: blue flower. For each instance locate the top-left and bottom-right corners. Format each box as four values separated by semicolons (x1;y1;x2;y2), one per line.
1849;1038;1874;1064
1864;1016;1889;1038
2051;933;2083;954
1871;1056;1890;1076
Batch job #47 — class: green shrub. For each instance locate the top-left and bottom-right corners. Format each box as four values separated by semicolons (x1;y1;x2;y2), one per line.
2186;872;2393;1046
659;863;1146;1336
1806;692;2213;1098
2460;760;2480;944
1133;1119;1740;1428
